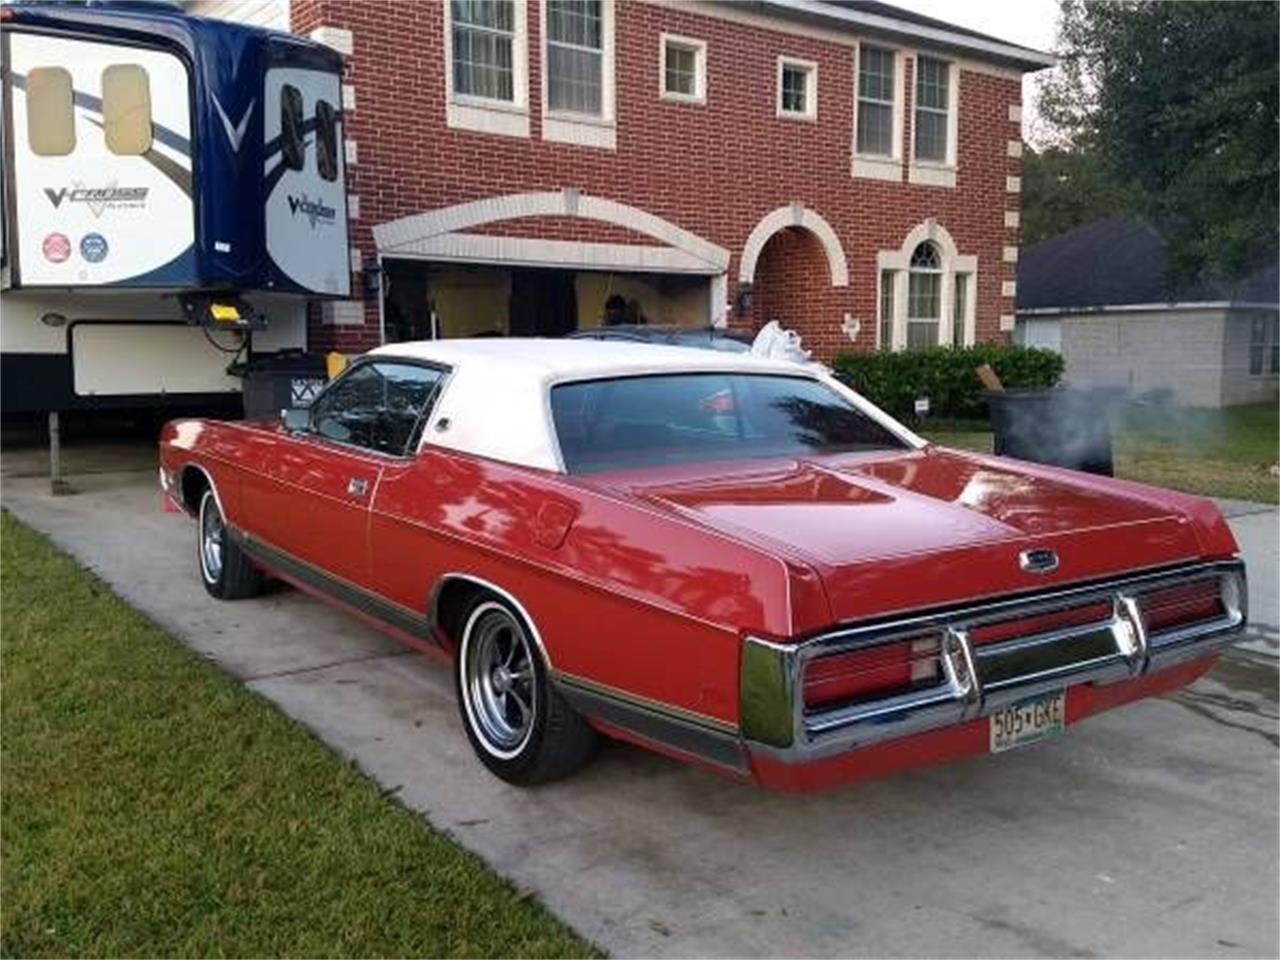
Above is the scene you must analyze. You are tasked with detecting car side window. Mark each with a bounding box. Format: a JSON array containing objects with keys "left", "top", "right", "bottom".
[{"left": 309, "top": 362, "right": 446, "bottom": 456}]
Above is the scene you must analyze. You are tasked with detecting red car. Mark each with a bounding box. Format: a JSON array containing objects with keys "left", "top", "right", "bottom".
[{"left": 160, "top": 339, "right": 1247, "bottom": 791}]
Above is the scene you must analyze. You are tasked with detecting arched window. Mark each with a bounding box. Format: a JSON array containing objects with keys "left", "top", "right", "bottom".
[
  {"left": 907, "top": 241, "right": 941, "bottom": 347},
  {"left": 876, "top": 221, "right": 977, "bottom": 351}
]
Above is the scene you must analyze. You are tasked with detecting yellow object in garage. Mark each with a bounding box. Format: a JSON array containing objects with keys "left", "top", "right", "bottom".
[{"left": 326, "top": 352, "right": 350, "bottom": 379}]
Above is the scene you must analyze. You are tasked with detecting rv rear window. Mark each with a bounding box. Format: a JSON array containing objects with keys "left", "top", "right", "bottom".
[
  {"left": 102, "top": 65, "right": 153, "bottom": 155},
  {"left": 316, "top": 99, "right": 338, "bottom": 182},
  {"left": 26, "top": 67, "right": 75, "bottom": 156},
  {"left": 281, "top": 84, "right": 305, "bottom": 172}
]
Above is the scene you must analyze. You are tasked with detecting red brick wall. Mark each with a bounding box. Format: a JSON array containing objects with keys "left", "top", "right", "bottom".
[
  {"left": 749, "top": 227, "right": 847, "bottom": 357},
  {"left": 296, "top": 0, "right": 1024, "bottom": 359}
]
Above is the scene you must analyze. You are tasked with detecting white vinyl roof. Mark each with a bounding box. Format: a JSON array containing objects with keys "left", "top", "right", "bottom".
[{"left": 367, "top": 338, "right": 921, "bottom": 471}]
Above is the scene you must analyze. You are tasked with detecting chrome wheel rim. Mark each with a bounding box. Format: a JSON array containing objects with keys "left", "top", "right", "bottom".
[
  {"left": 199, "top": 495, "right": 224, "bottom": 583},
  {"left": 464, "top": 605, "right": 536, "bottom": 757}
]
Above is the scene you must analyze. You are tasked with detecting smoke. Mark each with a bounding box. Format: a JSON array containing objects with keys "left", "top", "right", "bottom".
[{"left": 987, "top": 387, "right": 1126, "bottom": 476}]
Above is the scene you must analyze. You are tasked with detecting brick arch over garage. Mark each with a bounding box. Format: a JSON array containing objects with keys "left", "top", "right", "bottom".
[{"left": 370, "top": 189, "right": 731, "bottom": 277}]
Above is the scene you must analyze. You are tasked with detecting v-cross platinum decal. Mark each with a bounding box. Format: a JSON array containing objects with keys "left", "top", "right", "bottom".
[{"left": 212, "top": 94, "right": 255, "bottom": 153}]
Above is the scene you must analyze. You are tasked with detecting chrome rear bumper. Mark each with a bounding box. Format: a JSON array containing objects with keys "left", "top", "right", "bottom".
[{"left": 741, "top": 560, "right": 1247, "bottom": 761}]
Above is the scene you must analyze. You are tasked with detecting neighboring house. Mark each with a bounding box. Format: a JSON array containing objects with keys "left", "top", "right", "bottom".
[
  {"left": 1016, "top": 216, "right": 1279, "bottom": 408},
  {"left": 189, "top": 0, "right": 1050, "bottom": 361}
]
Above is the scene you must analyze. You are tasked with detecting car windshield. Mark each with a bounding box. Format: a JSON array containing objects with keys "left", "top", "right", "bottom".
[{"left": 551, "top": 373, "right": 907, "bottom": 473}]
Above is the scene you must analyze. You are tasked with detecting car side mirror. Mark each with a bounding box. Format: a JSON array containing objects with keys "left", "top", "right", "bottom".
[{"left": 281, "top": 407, "right": 311, "bottom": 433}]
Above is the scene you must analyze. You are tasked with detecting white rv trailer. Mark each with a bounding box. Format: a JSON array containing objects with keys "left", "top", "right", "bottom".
[{"left": 0, "top": 2, "right": 349, "bottom": 416}]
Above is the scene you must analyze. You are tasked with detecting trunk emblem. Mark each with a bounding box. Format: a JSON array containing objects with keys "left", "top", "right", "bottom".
[{"left": 1020, "top": 548, "right": 1059, "bottom": 574}]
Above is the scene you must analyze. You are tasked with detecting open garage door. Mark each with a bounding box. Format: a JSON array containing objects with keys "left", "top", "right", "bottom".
[
  {"left": 381, "top": 260, "right": 714, "bottom": 343},
  {"left": 372, "top": 189, "right": 731, "bottom": 343}
]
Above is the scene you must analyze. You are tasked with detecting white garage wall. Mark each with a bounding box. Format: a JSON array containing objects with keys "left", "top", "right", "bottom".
[
  {"left": 1222, "top": 308, "right": 1280, "bottom": 407},
  {"left": 1015, "top": 317, "right": 1061, "bottom": 352},
  {"left": 1060, "top": 308, "right": 1228, "bottom": 408}
]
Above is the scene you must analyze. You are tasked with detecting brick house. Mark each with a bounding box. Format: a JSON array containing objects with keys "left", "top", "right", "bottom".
[{"left": 193, "top": 0, "right": 1051, "bottom": 361}]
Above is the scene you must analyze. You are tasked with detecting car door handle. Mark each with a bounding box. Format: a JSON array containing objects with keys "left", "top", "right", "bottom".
[{"left": 347, "top": 477, "right": 369, "bottom": 498}]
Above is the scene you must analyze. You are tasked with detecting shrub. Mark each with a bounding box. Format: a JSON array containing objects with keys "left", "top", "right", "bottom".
[{"left": 831, "top": 344, "right": 1064, "bottom": 421}]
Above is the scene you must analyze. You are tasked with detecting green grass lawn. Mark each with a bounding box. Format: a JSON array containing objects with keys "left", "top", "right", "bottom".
[
  {"left": 920, "top": 403, "right": 1279, "bottom": 504},
  {"left": 0, "top": 512, "right": 600, "bottom": 959}
]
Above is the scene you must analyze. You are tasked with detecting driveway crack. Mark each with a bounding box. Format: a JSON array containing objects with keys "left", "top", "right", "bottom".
[{"left": 243, "top": 649, "right": 415, "bottom": 682}]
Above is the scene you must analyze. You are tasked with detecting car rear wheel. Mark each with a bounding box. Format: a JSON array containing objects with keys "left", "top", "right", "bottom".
[
  {"left": 456, "top": 597, "right": 597, "bottom": 784},
  {"left": 198, "top": 488, "right": 261, "bottom": 600}
]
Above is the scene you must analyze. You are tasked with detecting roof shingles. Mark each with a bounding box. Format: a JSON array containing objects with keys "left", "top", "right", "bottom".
[{"left": 1016, "top": 215, "right": 1279, "bottom": 312}]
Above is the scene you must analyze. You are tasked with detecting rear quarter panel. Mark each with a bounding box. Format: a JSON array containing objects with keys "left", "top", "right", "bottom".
[{"left": 371, "top": 448, "right": 827, "bottom": 727}]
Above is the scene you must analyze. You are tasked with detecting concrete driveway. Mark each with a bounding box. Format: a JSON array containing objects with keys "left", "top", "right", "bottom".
[{"left": 3, "top": 448, "right": 1276, "bottom": 959}]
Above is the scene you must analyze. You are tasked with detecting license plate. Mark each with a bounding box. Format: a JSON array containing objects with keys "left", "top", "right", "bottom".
[{"left": 989, "top": 689, "right": 1066, "bottom": 753}]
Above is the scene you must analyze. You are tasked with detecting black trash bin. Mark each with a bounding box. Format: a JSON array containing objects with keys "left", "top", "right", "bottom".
[
  {"left": 233, "top": 350, "right": 328, "bottom": 420},
  {"left": 984, "top": 387, "right": 1122, "bottom": 476}
]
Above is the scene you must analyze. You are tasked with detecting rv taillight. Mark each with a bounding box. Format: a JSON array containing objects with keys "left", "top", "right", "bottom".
[{"left": 803, "top": 636, "right": 940, "bottom": 710}]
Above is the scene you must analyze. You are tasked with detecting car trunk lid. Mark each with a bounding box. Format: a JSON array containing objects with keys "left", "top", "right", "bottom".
[{"left": 608, "top": 448, "right": 1203, "bottom": 622}]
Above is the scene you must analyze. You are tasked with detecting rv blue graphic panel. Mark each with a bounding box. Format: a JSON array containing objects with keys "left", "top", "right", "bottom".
[{"left": 2, "top": 3, "right": 349, "bottom": 297}]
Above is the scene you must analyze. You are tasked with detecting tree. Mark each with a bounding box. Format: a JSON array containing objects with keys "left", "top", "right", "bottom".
[
  {"left": 1038, "top": 0, "right": 1278, "bottom": 280},
  {"left": 1020, "top": 145, "right": 1139, "bottom": 245}
]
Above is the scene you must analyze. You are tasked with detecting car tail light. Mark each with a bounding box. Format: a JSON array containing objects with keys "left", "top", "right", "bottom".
[
  {"left": 803, "top": 635, "right": 940, "bottom": 710},
  {"left": 969, "top": 601, "right": 1113, "bottom": 646},
  {"left": 1139, "top": 578, "right": 1224, "bottom": 634}
]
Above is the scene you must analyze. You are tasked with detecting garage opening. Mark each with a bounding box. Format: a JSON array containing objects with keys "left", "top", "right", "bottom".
[{"left": 381, "top": 259, "right": 713, "bottom": 343}]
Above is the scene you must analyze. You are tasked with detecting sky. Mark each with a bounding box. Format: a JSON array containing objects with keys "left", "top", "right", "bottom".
[{"left": 886, "top": 0, "right": 1063, "bottom": 146}]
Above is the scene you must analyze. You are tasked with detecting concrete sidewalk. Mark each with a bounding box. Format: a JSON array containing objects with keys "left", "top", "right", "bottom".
[{"left": 2, "top": 460, "right": 1276, "bottom": 959}]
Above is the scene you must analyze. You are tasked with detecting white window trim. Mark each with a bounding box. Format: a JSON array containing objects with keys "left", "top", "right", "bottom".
[
  {"left": 952, "top": 270, "right": 975, "bottom": 346},
  {"left": 852, "top": 43, "right": 904, "bottom": 182},
  {"left": 442, "top": 0, "right": 530, "bottom": 139},
  {"left": 659, "top": 32, "right": 707, "bottom": 104},
  {"left": 776, "top": 56, "right": 818, "bottom": 122},
  {"left": 541, "top": 0, "right": 617, "bottom": 150},
  {"left": 907, "top": 54, "right": 959, "bottom": 189},
  {"left": 877, "top": 220, "right": 977, "bottom": 350},
  {"left": 876, "top": 268, "right": 898, "bottom": 349}
]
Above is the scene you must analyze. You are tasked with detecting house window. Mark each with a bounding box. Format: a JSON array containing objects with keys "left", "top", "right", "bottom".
[
  {"left": 102, "top": 65, "right": 152, "bottom": 156},
  {"left": 451, "top": 0, "right": 516, "bottom": 102},
  {"left": 26, "top": 67, "right": 75, "bottom": 156},
  {"left": 546, "top": 0, "right": 603, "bottom": 115},
  {"left": 952, "top": 273, "right": 969, "bottom": 346},
  {"left": 880, "top": 223, "right": 977, "bottom": 350},
  {"left": 856, "top": 45, "right": 895, "bottom": 156},
  {"left": 280, "top": 84, "right": 305, "bottom": 172},
  {"left": 914, "top": 55, "right": 950, "bottom": 163},
  {"left": 878, "top": 269, "right": 896, "bottom": 349},
  {"left": 777, "top": 57, "right": 817, "bottom": 120},
  {"left": 315, "top": 99, "right": 338, "bottom": 182},
  {"left": 907, "top": 242, "right": 942, "bottom": 348},
  {"left": 661, "top": 34, "right": 705, "bottom": 102},
  {"left": 1249, "top": 314, "right": 1279, "bottom": 376}
]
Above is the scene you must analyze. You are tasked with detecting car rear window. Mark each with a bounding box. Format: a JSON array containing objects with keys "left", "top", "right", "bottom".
[{"left": 551, "top": 373, "right": 906, "bottom": 473}]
